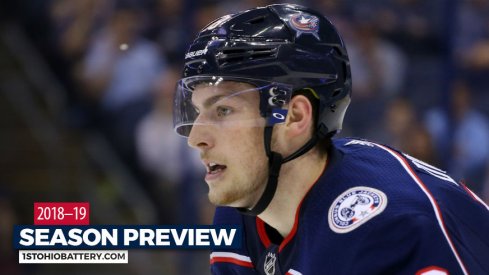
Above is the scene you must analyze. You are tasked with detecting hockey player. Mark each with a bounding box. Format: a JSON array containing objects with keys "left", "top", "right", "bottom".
[{"left": 173, "top": 4, "right": 489, "bottom": 274}]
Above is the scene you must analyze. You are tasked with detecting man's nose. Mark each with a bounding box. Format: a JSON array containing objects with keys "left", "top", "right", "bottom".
[{"left": 187, "top": 123, "right": 214, "bottom": 150}]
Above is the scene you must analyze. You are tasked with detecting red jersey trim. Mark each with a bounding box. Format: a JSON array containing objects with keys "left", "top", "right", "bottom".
[
  {"left": 460, "top": 182, "right": 489, "bottom": 211},
  {"left": 416, "top": 265, "right": 448, "bottom": 275},
  {"left": 256, "top": 158, "right": 329, "bottom": 252},
  {"left": 256, "top": 217, "right": 271, "bottom": 248},
  {"left": 210, "top": 252, "right": 254, "bottom": 268}
]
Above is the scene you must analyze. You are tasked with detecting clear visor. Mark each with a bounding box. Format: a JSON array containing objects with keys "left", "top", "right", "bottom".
[{"left": 173, "top": 76, "right": 293, "bottom": 137}]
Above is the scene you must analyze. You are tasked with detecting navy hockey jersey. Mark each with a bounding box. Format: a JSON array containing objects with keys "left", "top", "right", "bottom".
[{"left": 210, "top": 138, "right": 489, "bottom": 275}]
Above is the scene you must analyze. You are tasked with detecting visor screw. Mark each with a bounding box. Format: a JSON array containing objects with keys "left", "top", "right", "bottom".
[{"left": 330, "top": 104, "right": 337, "bottom": 112}]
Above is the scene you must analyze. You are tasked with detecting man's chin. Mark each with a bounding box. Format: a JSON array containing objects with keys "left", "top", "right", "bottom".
[{"left": 208, "top": 191, "right": 248, "bottom": 208}]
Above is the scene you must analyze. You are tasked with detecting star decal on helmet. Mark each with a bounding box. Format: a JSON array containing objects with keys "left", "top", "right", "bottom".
[{"left": 288, "top": 12, "right": 320, "bottom": 40}]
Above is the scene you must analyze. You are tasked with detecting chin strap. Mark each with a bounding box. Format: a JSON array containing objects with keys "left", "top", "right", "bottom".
[{"left": 237, "top": 124, "right": 329, "bottom": 216}]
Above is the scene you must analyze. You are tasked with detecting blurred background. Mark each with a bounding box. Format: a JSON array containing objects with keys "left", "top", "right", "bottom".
[{"left": 0, "top": 0, "right": 488, "bottom": 274}]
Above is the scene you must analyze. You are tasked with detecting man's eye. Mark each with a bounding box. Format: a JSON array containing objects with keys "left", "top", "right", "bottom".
[{"left": 216, "top": 106, "right": 232, "bottom": 117}]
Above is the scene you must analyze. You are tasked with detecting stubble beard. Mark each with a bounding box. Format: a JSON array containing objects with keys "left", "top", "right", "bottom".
[
  {"left": 208, "top": 126, "right": 270, "bottom": 208},
  {"left": 207, "top": 162, "right": 268, "bottom": 208}
]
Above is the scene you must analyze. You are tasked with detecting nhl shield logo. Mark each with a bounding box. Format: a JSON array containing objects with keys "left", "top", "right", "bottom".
[
  {"left": 328, "top": 186, "right": 388, "bottom": 233},
  {"left": 264, "top": 252, "right": 276, "bottom": 275}
]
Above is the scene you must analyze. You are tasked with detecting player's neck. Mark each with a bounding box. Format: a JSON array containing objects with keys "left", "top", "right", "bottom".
[{"left": 258, "top": 149, "right": 327, "bottom": 237}]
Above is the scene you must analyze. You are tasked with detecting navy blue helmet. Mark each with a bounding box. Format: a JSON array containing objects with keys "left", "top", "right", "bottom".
[{"left": 174, "top": 4, "right": 351, "bottom": 138}]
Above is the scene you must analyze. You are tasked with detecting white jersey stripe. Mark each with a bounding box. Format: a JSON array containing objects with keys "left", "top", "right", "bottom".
[
  {"left": 375, "top": 143, "right": 469, "bottom": 275},
  {"left": 210, "top": 252, "right": 252, "bottom": 263}
]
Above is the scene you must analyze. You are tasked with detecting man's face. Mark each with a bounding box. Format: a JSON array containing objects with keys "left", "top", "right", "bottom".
[{"left": 187, "top": 81, "right": 269, "bottom": 208}]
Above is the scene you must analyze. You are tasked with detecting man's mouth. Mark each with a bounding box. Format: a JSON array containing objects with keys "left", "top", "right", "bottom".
[{"left": 207, "top": 162, "right": 227, "bottom": 174}]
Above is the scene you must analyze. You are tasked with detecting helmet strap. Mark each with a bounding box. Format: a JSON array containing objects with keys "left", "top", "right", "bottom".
[
  {"left": 237, "top": 124, "right": 328, "bottom": 216},
  {"left": 283, "top": 123, "right": 330, "bottom": 163},
  {"left": 237, "top": 126, "right": 282, "bottom": 216}
]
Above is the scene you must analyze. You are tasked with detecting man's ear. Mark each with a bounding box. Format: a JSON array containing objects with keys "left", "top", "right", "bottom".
[{"left": 285, "top": 95, "right": 314, "bottom": 137}]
